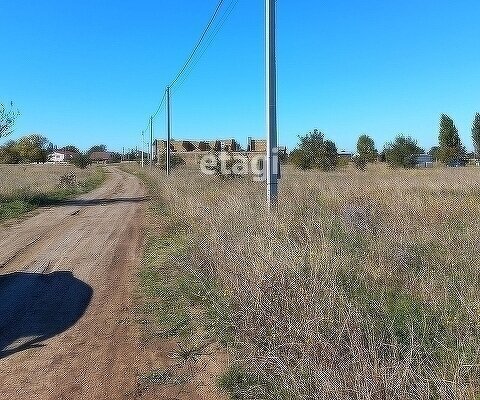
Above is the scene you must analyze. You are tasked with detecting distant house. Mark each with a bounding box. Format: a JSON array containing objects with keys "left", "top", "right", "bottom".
[
  {"left": 447, "top": 158, "right": 468, "bottom": 167},
  {"left": 90, "top": 151, "right": 113, "bottom": 164},
  {"left": 48, "top": 150, "right": 76, "bottom": 164},
  {"left": 338, "top": 150, "right": 353, "bottom": 162},
  {"left": 414, "top": 154, "right": 434, "bottom": 168}
]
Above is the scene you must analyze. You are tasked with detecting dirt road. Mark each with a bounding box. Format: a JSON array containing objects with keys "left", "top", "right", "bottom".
[{"left": 0, "top": 167, "right": 147, "bottom": 399}]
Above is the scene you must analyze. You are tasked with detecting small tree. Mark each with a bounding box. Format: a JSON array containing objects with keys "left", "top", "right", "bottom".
[
  {"left": 378, "top": 150, "right": 386, "bottom": 163},
  {"left": 15, "top": 134, "right": 50, "bottom": 163},
  {"left": 157, "top": 150, "right": 186, "bottom": 171},
  {"left": 0, "top": 140, "right": 21, "bottom": 164},
  {"left": 71, "top": 153, "right": 92, "bottom": 169},
  {"left": 291, "top": 129, "right": 338, "bottom": 171},
  {"left": 87, "top": 144, "right": 107, "bottom": 154},
  {"left": 110, "top": 152, "right": 122, "bottom": 163},
  {"left": 0, "top": 102, "right": 20, "bottom": 139},
  {"left": 289, "top": 149, "right": 311, "bottom": 170},
  {"left": 61, "top": 145, "right": 80, "bottom": 153},
  {"left": 428, "top": 146, "right": 440, "bottom": 161},
  {"left": 352, "top": 154, "right": 367, "bottom": 170},
  {"left": 384, "top": 135, "right": 423, "bottom": 168},
  {"left": 438, "top": 114, "right": 465, "bottom": 164},
  {"left": 356, "top": 134, "right": 378, "bottom": 163},
  {"left": 472, "top": 113, "right": 480, "bottom": 158}
]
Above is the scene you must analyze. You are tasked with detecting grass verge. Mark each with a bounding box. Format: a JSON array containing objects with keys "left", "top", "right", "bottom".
[{"left": 132, "top": 167, "right": 233, "bottom": 397}]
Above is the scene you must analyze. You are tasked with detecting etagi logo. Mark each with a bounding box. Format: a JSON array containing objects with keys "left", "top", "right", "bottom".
[{"left": 199, "top": 149, "right": 281, "bottom": 182}]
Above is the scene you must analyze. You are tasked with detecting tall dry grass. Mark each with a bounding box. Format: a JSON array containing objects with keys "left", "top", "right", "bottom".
[
  {"left": 145, "top": 164, "right": 480, "bottom": 399},
  {"left": 0, "top": 164, "right": 94, "bottom": 196}
]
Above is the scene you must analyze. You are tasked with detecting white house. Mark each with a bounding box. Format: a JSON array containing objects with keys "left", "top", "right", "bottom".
[{"left": 48, "top": 150, "right": 76, "bottom": 164}]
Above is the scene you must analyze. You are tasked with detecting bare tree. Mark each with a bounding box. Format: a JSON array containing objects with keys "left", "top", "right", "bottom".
[{"left": 0, "top": 102, "right": 20, "bottom": 138}]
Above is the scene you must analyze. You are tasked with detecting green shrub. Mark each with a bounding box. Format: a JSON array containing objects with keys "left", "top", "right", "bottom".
[
  {"left": 290, "top": 129, "right": 338, "bottom": 171},
  {"left": 384, "top": 135, "right": 423, "bottom": 168},
  {"left": 352, "top": 154, "right": 367, "bottom": 170},
  {"left": 157, "top": 150, "right": 186, "bottom": 170},
  {"left": 218, "top": 366, "right": 262, "bottom": 400},
  {"left": 71, "top": 153, "right": 91, "bottom": 169}
]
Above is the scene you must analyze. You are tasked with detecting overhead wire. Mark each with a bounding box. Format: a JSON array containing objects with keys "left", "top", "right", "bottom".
[
  {"left": 139, "top": 0, "right": 237, "bottom": 137},
  {"left": 171, "top": 0, "right": 239, "bottom": 96},
  {"left": 169, "top": 0, "right": 226, "bottom": 89},
  {"left": 152, "top": 91, "right": 167, "bottom": 120}
]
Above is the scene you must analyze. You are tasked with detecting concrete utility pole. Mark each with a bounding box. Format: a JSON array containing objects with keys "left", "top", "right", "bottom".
[
  {"left": 141, "top": 131, "right": 145, "bottom": 168},
  {"left": 266, "top": 0, "right": 278, "bottom": 209},
  {"left": 149, "top": 116, "right": 153, "bottom": 168},
  {"left": 166, "top": 86, "right": 171, "bottom": 176}
]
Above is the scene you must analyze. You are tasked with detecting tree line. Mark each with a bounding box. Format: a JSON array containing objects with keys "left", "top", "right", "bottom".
[
  {"left": 0, "top": 135, "right": 54, "bottom": 164},
  {"left": 0, "top": 136, "right": 124, "bottom": 168},
  {"left": 0, "top": 104, "right": 133, "bottom": 168},
  {"left": 3, "top": 100, "right": 480, "bottom": 171},
  {"left": 291, "top": 113, "right": 480, "bottom": 170}
]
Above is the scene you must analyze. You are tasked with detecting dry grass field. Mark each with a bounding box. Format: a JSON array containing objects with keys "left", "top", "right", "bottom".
[
  {"left": 132, "top": 163, "right": 480, "bottom": 399},
  {"left": 0, "top": 164, "right": 105, "bottom": 221},
  {"left": 0, "top": 164, "right": 95, "bottom": 196}
]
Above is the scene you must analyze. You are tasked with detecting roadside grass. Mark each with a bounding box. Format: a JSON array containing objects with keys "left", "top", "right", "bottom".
[
  {"left": 140, "top": 210, "right": 233, "bottom": 345},
  {"left": 0, "top": 167, "right": 106, "bottom": 222},
  {"left": 218, "top": 366, "right": 266, "bottom": 400},
  {"left": 130, "top": 164, "right": 233, "bottom": 395}
]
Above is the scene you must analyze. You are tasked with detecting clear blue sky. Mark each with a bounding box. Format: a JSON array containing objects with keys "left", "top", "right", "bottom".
[{"left": 1, "top": 0, "right": 479, "bottom": 153}]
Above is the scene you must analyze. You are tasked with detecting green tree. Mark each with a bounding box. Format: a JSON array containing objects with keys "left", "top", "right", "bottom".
[
  {"left": 438, "top": 114, "right": 465, "bottom": 164},
  {"left": 378, "top": 150, "right": 386, "bottom": 163},
  {"left": 356, "top": 134, "right": 378, "bottom": 163},
  {"left": 0, "top": 102, "right": 20, "bottom": 139},
  {"left": 472, "top": 113, "right": 480, "bottom": 158},
  {"left": 289, "top": 149, "right": 310, "bottom": 170},
  {"left": 384, "top": 135, "right": 423, "bottom": 168},
  {"left": 15, "top": 134, "right": 51, "bottom": 163},
  {"left": 61, "top": 145, "right": 80, "bottom": 153},
  {"left": 0, "top": 140, "right": 21, "bottom": 163},
  {"left": 157, "top": 150, "right": 185, "bottom": 170},
  {"left": 291, "top": 129, "right": 338, "bottom": 171},
  {"left": 352, "top": 154, "right": 367, "bottom": 170},
  {"left": 428, "top": 146, "right": 440, "bottom": 161},
  {"left": 87, "top": 144, "right": 107, "bottom": 154},
  {"left": 71, "top": 152, "right": 92, "bottom": 169}
]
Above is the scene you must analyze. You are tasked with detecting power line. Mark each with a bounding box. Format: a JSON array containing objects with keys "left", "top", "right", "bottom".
[
  {"left": 138, "top": 0, "right": 237, "bottom": 164},
  {"left": 152, "top": 91, "right": 167, "bottom": 119},
  {"left": 169, "top": 0, "right": 226, "bottom": 89},
  {"left": 139, "top": 83, "right": 166, "bottom": 142},
  {"left": 171, "top": 0, "right": 239, "bottom": 96}
]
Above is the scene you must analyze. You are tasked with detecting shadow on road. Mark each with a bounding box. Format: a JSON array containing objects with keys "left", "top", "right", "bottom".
[
  {"left": 59, "top": 196, "right": 149, "bottom": 207},
  {"left": 0, "top": 271, "right": 93, "bottom": 359}
]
